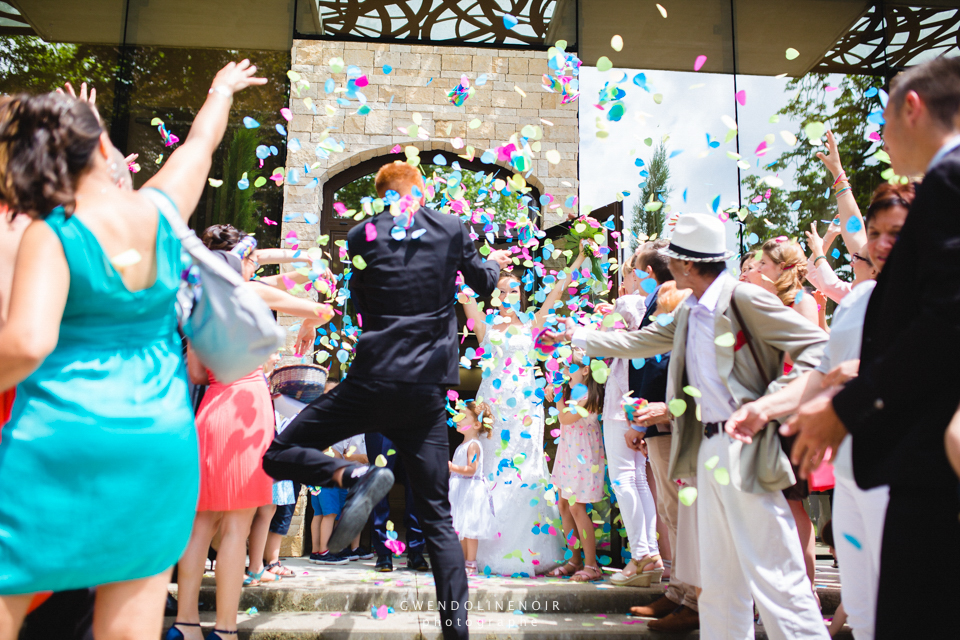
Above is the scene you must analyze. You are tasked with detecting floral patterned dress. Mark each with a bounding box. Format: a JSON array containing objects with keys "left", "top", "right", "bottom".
[{"left": 551, "top": 413, "right": 606, "bottom": 503}]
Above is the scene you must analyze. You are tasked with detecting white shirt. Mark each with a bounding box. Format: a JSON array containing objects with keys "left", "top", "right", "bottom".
[
  {"left": 684, "top": 272, "right": 739, "bottom": 424},
  {"left": 928, "top": 133, "right": 960, "bottom": 172},
  {"left": 815, "top": 280, "right": 876, "bottom": 479}
]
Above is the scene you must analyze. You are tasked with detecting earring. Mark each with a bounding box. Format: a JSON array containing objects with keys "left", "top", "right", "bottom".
[{"left": 683, "top": 271, "right": 690, "bottom": 276}]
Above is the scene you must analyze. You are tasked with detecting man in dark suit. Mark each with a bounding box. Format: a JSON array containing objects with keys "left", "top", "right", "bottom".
[
  {"left": 623, "top": 239, "right": 700, "bottom": 633},
  {"left": 784, "top": 56, "right": 960, "bottom": 638},
  {"left": 264, "top": 161, "right": 510, "bottom": 639}
]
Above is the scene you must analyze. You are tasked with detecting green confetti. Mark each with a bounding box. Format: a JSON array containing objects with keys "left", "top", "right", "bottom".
[
  {"left": 678, "top": 486, "right": 698, "bottom": 506},
  {"left": 352, "top": 255, "right": 367, "bottom": 270},
  {"left": 714, "top": 467, "right": 731, "bottom": 485},
  {"left": 596, "top": 56, "right": 613, "bottom": 72},
  {"left": 714, "top": 332, "right": 736, "bottom": 347},
  {"left": 682, "top": 385, "right": 702, "bottom": 398},
  {"left": 704, "top": 455, "right": 720, "bottom": 470},
  {"left": 668, "top": 398, "right": 687, "bottom": 416}
]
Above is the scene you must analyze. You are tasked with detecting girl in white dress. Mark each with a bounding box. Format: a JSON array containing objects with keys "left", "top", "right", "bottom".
[
  {"left": 459, "top": 244, "right": 589, "bottom": 576},
  {"left": 448, "top": 400, "right": 496, "bottom": 575}
]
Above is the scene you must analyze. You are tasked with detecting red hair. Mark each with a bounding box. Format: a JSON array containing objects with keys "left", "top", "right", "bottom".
[{"left": 374, "top": 161, "right": 423, "bottom": 198}]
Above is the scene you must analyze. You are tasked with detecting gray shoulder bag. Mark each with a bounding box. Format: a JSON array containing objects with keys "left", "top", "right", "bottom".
[{"left": 143, "top": 188, "right": 285, "bottom": 384}]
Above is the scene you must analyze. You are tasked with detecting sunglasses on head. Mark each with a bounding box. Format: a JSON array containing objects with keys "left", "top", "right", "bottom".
[{"left": 852, "top": 253, "right": 873, "bottom": 267}]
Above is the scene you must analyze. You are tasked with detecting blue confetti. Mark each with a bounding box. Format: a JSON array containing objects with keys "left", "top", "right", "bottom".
[
  {"left": 382, "top": 65, "right": 392, "bottom": 75},
  {"left": 503, "top": 14, "right": 519, "bottom": 29},
  {"left": 845, "top": 217, "right": 863, "bottom": 233},
  {"left": 864, "top": 87, "right": 878, "bottom": 98},
  {"left": 831, "top": 248, "right": 841, "bottom": 259},
  {"left": 790, "top": 200, "right": 802, "bottom": 210},
  {"left": 242, "top": 117, "right": 260, "bottom": 129},
  {"left": 843, "top": 533, "right": 863, "bottom": 550}
]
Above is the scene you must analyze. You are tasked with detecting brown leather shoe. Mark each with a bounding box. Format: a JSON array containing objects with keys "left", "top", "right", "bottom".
[
  {"left": 647, "top": 605, "right": 700, "bottom": 633},
  {"left": 628, "top": 595, "right": 680, "bottom": 619}
]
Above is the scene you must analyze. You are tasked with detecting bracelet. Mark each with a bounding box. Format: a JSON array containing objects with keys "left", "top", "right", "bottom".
[
  {"left": 835, "top": 186, "right": 852, "bottom": 198},
  {"left": 208, "top": 85, "right": 233, "bottom": 101},
  {"left": 832, "top": 171, "right": 847, "bottom": 187},
  {"left": 814, "top": 255, "right": 827, "bottom": 265}
]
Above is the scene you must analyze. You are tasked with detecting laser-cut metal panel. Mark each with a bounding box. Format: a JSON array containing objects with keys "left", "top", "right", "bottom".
[
  {"left": 308, "top": 0, "right": 558, "bottom": 46},
  {"left": 817, "top": 4, "right": 960, "bottom": 75}
]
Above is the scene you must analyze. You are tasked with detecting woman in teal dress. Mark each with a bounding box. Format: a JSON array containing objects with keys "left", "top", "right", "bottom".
[{"left": 0, "top": 61, "right": 266, "bottom": 640}]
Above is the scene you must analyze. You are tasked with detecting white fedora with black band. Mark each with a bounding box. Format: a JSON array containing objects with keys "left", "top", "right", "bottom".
[{"left": 658, "top": 213, "right": 735, "bottom": 263}]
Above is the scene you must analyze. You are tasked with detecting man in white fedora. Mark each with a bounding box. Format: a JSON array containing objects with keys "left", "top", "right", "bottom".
[{"left": 545, "top": 213, "right": 830, "bottom": 639}]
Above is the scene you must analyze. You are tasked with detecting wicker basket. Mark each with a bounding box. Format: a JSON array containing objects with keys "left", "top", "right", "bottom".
[{"left": 269, "top": 364, "right": 329, "bottom": 403}]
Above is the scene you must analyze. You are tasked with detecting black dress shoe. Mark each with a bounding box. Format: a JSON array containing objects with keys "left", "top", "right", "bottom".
[
  {"left": 375, "top": 554, "right": 394, "bottom": 572},
  {"left": 328, "top": 467, "right": 395, "bottom": 553},
  {"left": 407, "top": 553, "right": 430, "bottom": 572}
]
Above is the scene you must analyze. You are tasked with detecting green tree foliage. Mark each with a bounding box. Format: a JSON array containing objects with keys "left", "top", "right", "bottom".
[
  {"left": 630, "top": 141, "right": 671, "bottom": 251},
  {"left": 213, "top": 128, "right": 261, "bottom": 232},
  {"left": 0, "top": 37, "right": 118, "bottom": 122},
  {"left": 740, "top": 73, "right": 885, "bottom": 269}
]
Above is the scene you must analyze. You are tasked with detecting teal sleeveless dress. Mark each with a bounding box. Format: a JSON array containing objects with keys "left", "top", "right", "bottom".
[{"left": 0, "top": 196, "right": 199, "bottom": 594}]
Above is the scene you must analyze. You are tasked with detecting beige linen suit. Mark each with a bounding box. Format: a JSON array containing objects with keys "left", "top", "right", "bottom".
[
  {"left": 583, "top": 279, "right": 826, "bottom": 493},
  {"left": 581, "top": 276, "right": 830, "bottom": 640}
]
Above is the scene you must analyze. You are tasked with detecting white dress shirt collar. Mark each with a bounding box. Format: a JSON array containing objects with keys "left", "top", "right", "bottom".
[
  {"left": 686, "top": 270, "right": 732, "bottom": 313},
  {"left": 928, "top": 133, "right": 960, "bottom": 173}
]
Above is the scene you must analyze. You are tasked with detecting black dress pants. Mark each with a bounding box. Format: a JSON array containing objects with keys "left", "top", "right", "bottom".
[
  {"left": 875, "top": 486, "right": 960, "bottom": 639},
  {"left": 366, "top": 432, "right": 426, "bottom": 557},
  {"left": 262, "top": 377, "right": 469, "bottom": 639}
]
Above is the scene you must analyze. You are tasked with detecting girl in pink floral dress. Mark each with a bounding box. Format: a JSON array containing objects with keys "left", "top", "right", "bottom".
[{"left": 547, "top": 350, "right": 606, "bottom": 582}]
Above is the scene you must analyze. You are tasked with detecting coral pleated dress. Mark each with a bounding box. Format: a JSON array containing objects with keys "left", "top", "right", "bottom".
[{"left": 194, "top": 370, "right": 275, "bottom": 511}]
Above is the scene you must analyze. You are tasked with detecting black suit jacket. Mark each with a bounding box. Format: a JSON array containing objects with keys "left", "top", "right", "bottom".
[
  {"left": 833, "top": 145, "right": 960, "bottom": 491},
  {"left": 346, "top": 206, "right": 499, "bottom": 385},
  {"left": 628, "top": 287, "right": 671, "bottom": 407}
]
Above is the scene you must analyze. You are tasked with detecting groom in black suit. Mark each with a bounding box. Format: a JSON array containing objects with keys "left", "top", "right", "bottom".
[
  {"left": 264, "top": 161, "right": 510, "bottom": 638},
  {"left": 785, "top": 57, "right": 960, "bottom": 638}
]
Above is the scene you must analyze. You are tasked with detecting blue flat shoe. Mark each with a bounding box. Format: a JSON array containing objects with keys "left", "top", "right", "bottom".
[
  {"left": 206, "top": 629, "right": 238, "bottom": 640},
  {"left": 164, "top": 622, "right": 200, "bottom": 640}
]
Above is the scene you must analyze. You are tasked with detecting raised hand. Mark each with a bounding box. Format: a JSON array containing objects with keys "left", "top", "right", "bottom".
[
  {"left": 489, "top": 249, "right": 512, "bottom": 269},
  {"left": 57, "top": 81, "right": 100, "bottom": 123},
  {"left": 539, "top": 317, "right": 577, "bottom": 345},
  {"left": 815, "top": 130, "right": 844, "bottom": 179},
  {"left": 209, "top": 59, "right": 268, "bottom": 96},
  {"left": 804, "top": 222, "right": 825, "bottom": 258}
]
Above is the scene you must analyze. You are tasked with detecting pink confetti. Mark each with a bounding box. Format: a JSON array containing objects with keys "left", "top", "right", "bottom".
[
  {"left": 356, "top": 75, "right": 369, "bottom": 87},
  {"left": 264, "top": 217, "right": 277, "bottom": 226},
  {"left": 869, "top": 131, "right": 881, "bottom": 141},
  {"left": 390, "top": 144, "right": 402, "bottom": 154},
  {"left": 826, "top": 86, "right": 838, "bottom": 92},
  {"left": 755, "top": 140, "right": 768, "bottom": 156},
  {"left": 735, "top": 90, "right": 746, "bottom": 106},
  {"left": 447, "top": 389, "right": 460, "bottom": 401},
  {"left": 694, "top": 55, "right": 707, "bottom": 71},
  {"left": 330, "top": 612, "right": 342, "bottom": 617},
  {"left": 365, "top": 222, "right": 377, "bottom": 242},
  {"left": 280, "top": 107, "right": 293, "bottom": 121}
]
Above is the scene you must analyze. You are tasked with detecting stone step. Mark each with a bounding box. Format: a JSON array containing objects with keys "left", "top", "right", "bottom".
[
  {"left": 172, "top": 558, "right": 840, "bottom": 616},
  {"left": 164, "top": 611, "right": 852, "bottom": 639}
]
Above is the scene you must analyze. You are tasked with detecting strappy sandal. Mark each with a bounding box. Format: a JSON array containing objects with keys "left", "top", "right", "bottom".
[
  {"left": 547, "top": 560, "right": 583, "bottom": 578},
  {"left": 611, "top": 554, "right": 664, "bottom": 587},
  {"left": 465, "top": 560, "right": 478, "bottom": 576},
  {"left": 164, "top": 621, "right": 200, "bottom": 640},
  {"left": 243, "top": 568, "right": 279, "bottom": 586},
  {"left": 206, "top": 629, "right": 238, "bottom": 640},
  {"left": 570, "top": 565, "right": 603, "bottom": 582},
  {"left": 265, "top": 561, "right": 296, "bottom": 577}
]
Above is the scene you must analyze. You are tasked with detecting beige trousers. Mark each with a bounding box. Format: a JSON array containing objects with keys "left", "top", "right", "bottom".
[{"left": 647, "top": 434, "right": 698, "bottom": 611}]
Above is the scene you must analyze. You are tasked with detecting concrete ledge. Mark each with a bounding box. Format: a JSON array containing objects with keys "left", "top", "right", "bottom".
[{"left": 164, "top": 611, "right": 853, "bottom": 639}]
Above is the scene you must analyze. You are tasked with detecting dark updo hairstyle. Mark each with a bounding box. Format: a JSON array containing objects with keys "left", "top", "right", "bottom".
[
  {"left": 201, "top": 224, "right": 247, "bottom": 251},
  {"left": 865, "top": 182, "right": 915, "bottom": 225},
  {"left": 0, "top": 93, "right": 103, "bottom": 218}
]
